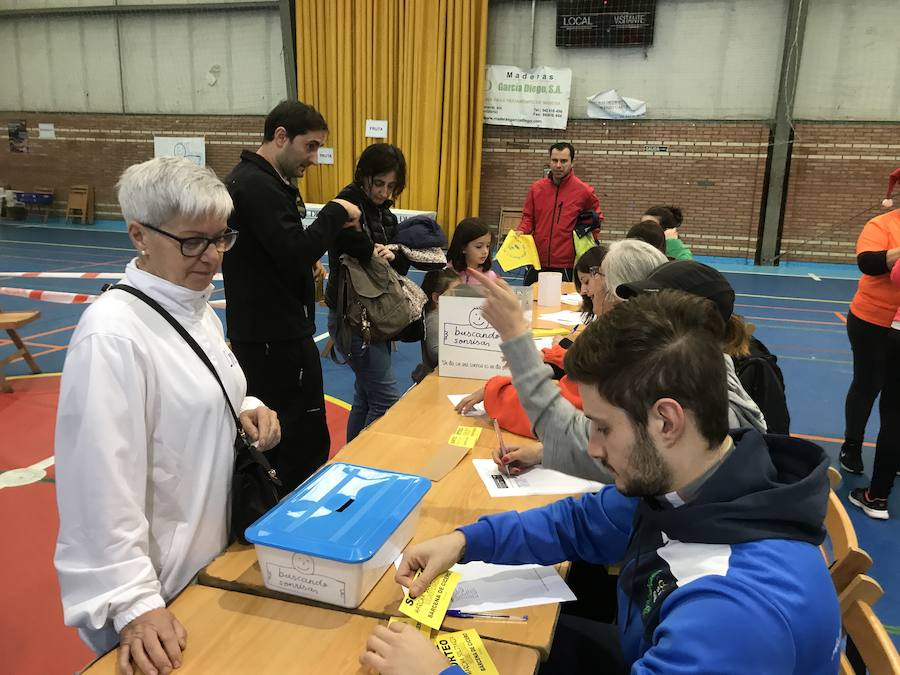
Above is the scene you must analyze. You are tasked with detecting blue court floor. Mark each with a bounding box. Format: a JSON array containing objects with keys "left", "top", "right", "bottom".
[{"left": 1, "top": 217, "right": 898, "bottom": 647}]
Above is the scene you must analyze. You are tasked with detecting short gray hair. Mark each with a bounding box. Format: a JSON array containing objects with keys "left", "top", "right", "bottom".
[
  {"left": 117, "top": 156, "right": 233, "bottom": 226},
  {"left": 603, "top": 239, "right": 668, "bottom": 295}
]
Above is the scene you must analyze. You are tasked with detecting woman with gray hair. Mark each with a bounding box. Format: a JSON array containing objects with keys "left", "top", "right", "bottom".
[
  {"left": 54, "top": 156, "right": 280, "bottom": 674},
  {"left": 590, "top": 238, "right": 668, "bottom": 317}
]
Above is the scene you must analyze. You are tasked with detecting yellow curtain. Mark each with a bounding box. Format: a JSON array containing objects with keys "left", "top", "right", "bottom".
[{"left": 295, "top": 0, "right": 488, "bottom": 238}]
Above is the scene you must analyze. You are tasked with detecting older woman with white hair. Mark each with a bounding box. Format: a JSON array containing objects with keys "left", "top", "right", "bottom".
[
  {"left": 585, "top": 238, "right": 669, "bottom": 318},
  {"left": 454, "top": 239, "right": 668, "bottom": 438},
  {"left": 54, "top": 156, "right": 280, "bottom": 674}
]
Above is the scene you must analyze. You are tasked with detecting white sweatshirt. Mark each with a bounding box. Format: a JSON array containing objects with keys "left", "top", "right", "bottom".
[{"left": 54, "top": 260, "right": 262, "bottom": 653}]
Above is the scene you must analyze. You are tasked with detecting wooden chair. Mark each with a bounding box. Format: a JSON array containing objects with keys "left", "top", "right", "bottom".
[
  {"left": 823, "top": 485, "right": 873, "bottom": 594},
  {"left": 828, "top": 465, "right": 841, "bottom": 490},
  {"left": 838, "top": 575, "right": 900, "bottom": 675},
  {"left": 498, "top": 207, "right": 524, "bottom": 241},
  {"left": 65, "top": 185, "right": 94, "bottom": 224},
  {"left": 0, "top": 308, "right": 42, "bottom": 393}
]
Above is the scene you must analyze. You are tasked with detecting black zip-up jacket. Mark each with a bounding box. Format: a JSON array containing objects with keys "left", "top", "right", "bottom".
[{"left": 222, "top": 150, "right": 350, "bottom": 341}]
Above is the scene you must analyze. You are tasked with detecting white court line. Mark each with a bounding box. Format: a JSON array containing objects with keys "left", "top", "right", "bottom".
[
  {"left": 0, "top": 239, "right": 134, "bottom": 252},
  {"left": 0, "top": 455, "right": 55, "bottom": 490},
  {"left": 736, "top": 292, "right": 849, "bottom": 304},
  {"left": 314, "top": 332, "right": 329, "bottom": 342},
  {"left": 718, "top": 268, "right": 856, "bottom": 281}
]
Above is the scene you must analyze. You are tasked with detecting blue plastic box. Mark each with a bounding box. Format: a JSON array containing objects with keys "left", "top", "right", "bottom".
[{"left": 244, "top": 462, "right": 431, "bottom": 608}]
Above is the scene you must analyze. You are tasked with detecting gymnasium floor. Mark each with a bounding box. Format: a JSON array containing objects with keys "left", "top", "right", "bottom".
[{"left": 1, "top": 219, "right": 898, "bottom": 673}]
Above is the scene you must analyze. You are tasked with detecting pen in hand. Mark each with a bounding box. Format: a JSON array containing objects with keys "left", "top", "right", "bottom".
[
  {"left": 492, "top": 418, "right": 513, "bottom": 481},
  {"left": 445, "top": 610, "right": 528, "bottom": 621}
]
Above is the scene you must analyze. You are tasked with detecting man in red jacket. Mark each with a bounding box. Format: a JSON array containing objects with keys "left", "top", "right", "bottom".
[{"left": 517, "top": 142, "right": 603, "bottom": 285}]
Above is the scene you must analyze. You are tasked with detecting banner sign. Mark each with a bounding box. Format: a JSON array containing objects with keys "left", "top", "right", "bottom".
[{"left": 483, "top": 65, "right": 572, "bottom": 130}]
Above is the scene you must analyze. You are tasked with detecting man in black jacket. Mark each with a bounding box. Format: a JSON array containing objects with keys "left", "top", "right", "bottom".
[{"left": 222, "top": 100, "right": 360, "bottom": 494}]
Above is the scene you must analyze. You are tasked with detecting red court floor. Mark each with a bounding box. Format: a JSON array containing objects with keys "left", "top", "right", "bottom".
[{"left": 0, "top": 374, "right": 349, "bottom": 675}]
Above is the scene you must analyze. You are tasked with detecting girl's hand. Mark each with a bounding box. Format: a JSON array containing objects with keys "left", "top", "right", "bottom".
[
  {"left": 455, "top": 387, "right": 485, "bottom": 413},
  {"left": 374, "top": 243, "right": 396, "bottom": 262}
]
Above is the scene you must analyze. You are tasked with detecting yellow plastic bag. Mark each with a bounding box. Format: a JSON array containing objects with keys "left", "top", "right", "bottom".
[{"left": 495, "top": 230, "right": 541, "bottom": 272}]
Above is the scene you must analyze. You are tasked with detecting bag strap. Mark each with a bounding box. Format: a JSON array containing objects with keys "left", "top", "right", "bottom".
[{"left": 110, "top": 284, "right": 244, "bottom": 435}]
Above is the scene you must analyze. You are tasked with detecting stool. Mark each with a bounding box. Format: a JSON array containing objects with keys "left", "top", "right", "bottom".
[{"left": 0, "top": 309, "right": 42, "bottom": 393}]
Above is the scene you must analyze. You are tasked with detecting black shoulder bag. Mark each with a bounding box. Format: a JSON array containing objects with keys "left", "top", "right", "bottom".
[{"left": 110, "top": 284, "right": 281, "bottom": 544}]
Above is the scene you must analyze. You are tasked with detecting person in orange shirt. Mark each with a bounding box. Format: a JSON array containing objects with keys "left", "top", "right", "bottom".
[
  {"left": 839, "top": 208, "right": 900, "bottom": 480},
  {"left": 848, "top": 252, "right": 900, "bottom": 520},
  {"left": 882, "top": 167, "right": 900, "bottom": 209}
]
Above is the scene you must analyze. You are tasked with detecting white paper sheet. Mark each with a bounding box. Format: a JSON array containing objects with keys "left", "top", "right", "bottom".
[
  {"left": 472, "top": 459, "right": 604, "bottom": 497},
  {"left": 448, "top": 561, "right": 577, "bottom": 613},
  {"left": 448, "top": 394, "right": 486, "bottom": 417},
  {"left": 392, "top": 557, "right": 575, "bottom": 613},
  {"left": 537, "top": 310, "right": 582, "bottom": 326},
  {"left": 561, "top": 292, "right": 583, "bottom": 306},
  {"left": 532, "top": 337, "right": 555, "bottom": 351}
]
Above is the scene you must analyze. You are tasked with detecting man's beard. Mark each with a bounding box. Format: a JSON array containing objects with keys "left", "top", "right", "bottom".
[{"left": 614, "top": 423, "right": 673, "bottom": 497}]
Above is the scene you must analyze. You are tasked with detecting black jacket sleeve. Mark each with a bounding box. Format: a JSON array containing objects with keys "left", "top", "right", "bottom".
[
  {"left": 857, "top": 250, "right": 889, "bottom": 276},
  {"left": 334, "top": 228, "right": 375, "bottom": 263},
  {"left": 390, "top": 250, "right": 411, "bottom": 276},
  {"left": 232, "top": 178, "right": 350, "bottom": 272}
]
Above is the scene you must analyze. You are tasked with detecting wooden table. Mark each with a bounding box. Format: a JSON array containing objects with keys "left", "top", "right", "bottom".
[
  {"left": 82, "top": 585, "right": 540, "bottom": 674},
  {"left": 200, "top": 376, "right": 574, "bottom": 658},
  {"left": 365, "top": 375, "right": 501, "bottom": 441},
  {"left": 196, "top": 287, "right": 585, "bottom": 660}
]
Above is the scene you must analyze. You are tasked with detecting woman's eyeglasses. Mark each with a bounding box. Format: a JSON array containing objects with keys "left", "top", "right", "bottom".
[{"left": 140, "top": 222, "right": 238, "bottom": 257}]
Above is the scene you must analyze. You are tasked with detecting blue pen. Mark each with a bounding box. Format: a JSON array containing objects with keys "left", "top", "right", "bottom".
[{"left": 445, "top": 610, "right": 528, "bottom": 621}]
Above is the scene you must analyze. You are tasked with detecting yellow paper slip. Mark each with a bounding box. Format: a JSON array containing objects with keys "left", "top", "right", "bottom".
[
  {"left": 496, "top": 230, "right": 541, "bottom": 272},
  {"left": 388, "top": 616, "right": 434, "bottom": 638},
  {"left": 398, "top": 570, "right": 461, "bottom": 630},
  {"left": 433, "top": 629, "right": 500, "bottom": 675},
  {"left": 532, "top": 327, "right": 571, "bottom": 338},
  {"left": 448, "top": 425, "right": 482, "bottom": 448}
]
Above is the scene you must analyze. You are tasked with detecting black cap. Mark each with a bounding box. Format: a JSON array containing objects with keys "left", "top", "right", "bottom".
[{"left": 616, "top": 261, "right": 735, "bottom": 321}]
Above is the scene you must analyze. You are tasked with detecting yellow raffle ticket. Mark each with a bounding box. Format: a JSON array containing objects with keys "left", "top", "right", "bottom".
[
  {"left": 433, "top": 629, "right": 500, "bottom": 675},
  {"left": 398, "top": 570, "right": 461, "bottom": 630},
  {"left": 448, "top": 426, "right": 481, "bottom": 448},
  {"left": 388, "top": 616, "right": 434, "bottom": 638}
]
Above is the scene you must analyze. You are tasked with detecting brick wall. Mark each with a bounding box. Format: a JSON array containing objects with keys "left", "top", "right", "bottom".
[
  {"left": 0, "top": 112, "right": 264, "bottom": 219},
  {"left": 782, "top": 123, "right": 900, "bottom": 263},
  {"left": 479, "top": 120, "right": 771, "bottom": 260},
  {"left": 479, "top": 120, "right": 900, "bottom": 263},
  {"left": 2, "top": 112, "right": 898, "bottom": 262}
]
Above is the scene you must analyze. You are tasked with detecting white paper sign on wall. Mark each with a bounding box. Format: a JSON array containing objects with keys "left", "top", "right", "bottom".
[
  {"left": 365, "top": 119, "right": 388, "bottom": 138},
  {"left": 38, "top": 123, "right": 55, "bottom": 139},
  {"left": 153, "top": 137, "right": 206, "bottom": 166},
  {"left": 317, "top": 147, "right": 335, "bottom": 164}
]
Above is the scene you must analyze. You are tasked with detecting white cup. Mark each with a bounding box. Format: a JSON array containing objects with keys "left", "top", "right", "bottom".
[{"left": 537, "top": 272, "right": 563, "bottom": 307}]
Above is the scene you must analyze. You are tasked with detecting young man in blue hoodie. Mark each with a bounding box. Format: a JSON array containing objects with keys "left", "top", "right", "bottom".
[{"left": 359, "top": 289, "right": 840, "bottom": 675}]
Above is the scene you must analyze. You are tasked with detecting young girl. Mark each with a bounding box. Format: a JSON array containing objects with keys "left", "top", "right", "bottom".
[
  {"left": 411, "top": 268, "right": 460, "bottom": 383},
  {"left": 446, "top": 217, "right": 499, "bottom": 284}
]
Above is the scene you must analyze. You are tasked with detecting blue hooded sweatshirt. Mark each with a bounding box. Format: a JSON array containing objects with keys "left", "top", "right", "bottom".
[{"left": 439, "top": 430, "right": 841, "bottom": 674}]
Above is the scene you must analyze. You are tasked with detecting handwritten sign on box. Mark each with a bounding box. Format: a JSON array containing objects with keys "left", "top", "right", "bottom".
[{"left": 438, "top": 286, "right": 530, "bottom": 380}]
